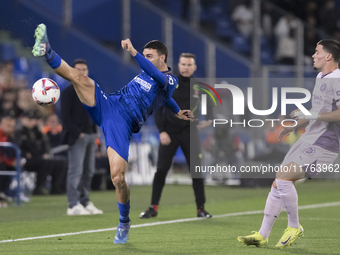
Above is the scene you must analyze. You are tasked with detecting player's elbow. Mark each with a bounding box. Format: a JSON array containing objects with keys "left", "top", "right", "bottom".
[{"left": 70, "top": 70, "right": 83, "bottom": 85}]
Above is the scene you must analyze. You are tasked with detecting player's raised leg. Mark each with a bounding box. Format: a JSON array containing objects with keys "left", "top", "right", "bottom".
[
  {"left": 32, "top": 23, "right": 95, "bottom": 106},
  {"left": 107, "top": 147, "right": 131, "bottom": 244}
]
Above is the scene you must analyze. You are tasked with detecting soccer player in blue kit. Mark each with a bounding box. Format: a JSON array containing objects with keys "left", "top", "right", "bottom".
[{"left": 32, "top": 23, "right": 193, "bottom": 244}]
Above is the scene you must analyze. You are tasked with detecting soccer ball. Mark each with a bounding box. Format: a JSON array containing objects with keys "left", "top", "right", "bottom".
[{"left": 32, "top": 78, "right": 60, "bottom": 106}]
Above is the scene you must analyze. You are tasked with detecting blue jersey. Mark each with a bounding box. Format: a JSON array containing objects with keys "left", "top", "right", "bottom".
[
  {"left": 83, "top": 52, "right": 180, "bottom": 161},
  {"left": 113, "top": 68, "right": 178, "bottom": 133}
]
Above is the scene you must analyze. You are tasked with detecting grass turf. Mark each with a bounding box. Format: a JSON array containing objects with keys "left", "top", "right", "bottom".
[{"left": 0, "top": 179, "right": 339, "bottom": 254}]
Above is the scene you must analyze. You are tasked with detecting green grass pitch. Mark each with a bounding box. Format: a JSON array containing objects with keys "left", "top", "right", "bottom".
[{"left": 0, "top": 179, "right": 339, "bottom": 254}]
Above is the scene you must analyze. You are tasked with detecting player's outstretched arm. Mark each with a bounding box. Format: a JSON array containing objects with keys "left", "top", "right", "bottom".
[
  {"left": 293, "top": 106, "right": 340, "bottom": 122},
  {"left": 32, "top": 24, "right": 95, "bottom": 106},
  {"left": 165, "top": 98, "right": 194, "bottom": 121},
  {"left": 122, "top": 39, "right": 167, "bottom": 86}
]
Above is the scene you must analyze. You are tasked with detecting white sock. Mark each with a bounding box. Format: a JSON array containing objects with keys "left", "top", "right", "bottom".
[
  {"left": 259, "top": 185, "right": 282, "bottom": 239},
  {"left": 276, "top": 179, "right": 299, "bottom": 228}
]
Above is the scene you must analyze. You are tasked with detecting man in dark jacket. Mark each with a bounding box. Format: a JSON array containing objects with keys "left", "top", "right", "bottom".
[
  {"left": 61, "top": 59, "right": 102, "bottom": 216},
  {"left": 140, "top": 53, "right": 213, "bottom": 218}
]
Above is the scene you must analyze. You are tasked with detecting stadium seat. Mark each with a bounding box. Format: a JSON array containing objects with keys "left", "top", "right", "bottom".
[
  {"left": 232, "top": 35, "right": 251, "bottom": 54},
  {"left": 0, "top": 42, "right": 16, "bottom": 62},
  {"left": 14, "top": 57, "right": 29, "bottom": 75},
  {"left": 26, "top": 58, "right": 43, "bottom": 87},
  {"left": 215, "top": 17, "right": 237, "bottom": 40}
]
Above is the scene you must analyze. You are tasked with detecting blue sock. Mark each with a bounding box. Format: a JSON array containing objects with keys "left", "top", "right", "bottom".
[
  {"left": 44, "top": 43, "right": 61, "bottom": 69},
  {"left": 117, "top": 201, "right": 130, "bottom": 223}
]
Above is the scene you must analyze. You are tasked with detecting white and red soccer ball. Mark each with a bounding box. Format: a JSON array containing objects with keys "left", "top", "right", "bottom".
[{"left": 32, "top": 78, "right": 60, "bottom": 106}]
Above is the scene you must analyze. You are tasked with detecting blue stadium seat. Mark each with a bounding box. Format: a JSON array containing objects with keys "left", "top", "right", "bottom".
[
  {"left": 0, "top": 42, "right": 16, "bottom": 62},
  {"left": 26, "top": 59, "right": 43, "bottom": 87},
  {"left": 14, "top": 57, "right": 29, "bottom": 75},
  {"left": 232, "top": 35, "right": 251, "bottom": 54},
  {"left": 261, "top": 49, "right": 274, "bottom": 65},
  {"left": 215, "top": 17, "right": 236, "bottom": 39}
]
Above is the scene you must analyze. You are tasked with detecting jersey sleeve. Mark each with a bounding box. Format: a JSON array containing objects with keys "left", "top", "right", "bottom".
[
  {"left": 165, "top": 98, "right": 180, "bottom": 114},
  {"left": 164, "top": 74, "right": 178, "bottom": 96},
  {"left": 134, "top": 53, "right": 167, "bottom": 86}
]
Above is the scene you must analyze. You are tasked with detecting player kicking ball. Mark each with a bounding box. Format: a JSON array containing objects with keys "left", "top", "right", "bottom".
[
  {"left": 32, "top": 23, "right": 193, "bottom": 244},
  {"left": 238, "top": 39, "right": 340, "bottom": 248}
]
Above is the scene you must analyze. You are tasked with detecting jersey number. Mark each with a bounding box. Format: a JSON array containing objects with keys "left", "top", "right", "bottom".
[{"left": 168, "top": 76, "right": 174, "bottom": 85}]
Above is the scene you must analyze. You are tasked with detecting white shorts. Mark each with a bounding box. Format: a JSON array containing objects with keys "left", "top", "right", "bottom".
[{"left": 281, "top": 140, "right": 338, "bottom": 178}]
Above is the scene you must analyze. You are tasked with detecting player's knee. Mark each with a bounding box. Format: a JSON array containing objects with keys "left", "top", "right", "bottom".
[{"left": 111, "top": 170, "right": 125, "bottom": 188}]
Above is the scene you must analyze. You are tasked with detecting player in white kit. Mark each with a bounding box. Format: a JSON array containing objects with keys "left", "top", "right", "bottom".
[{"left": 238, "top": 39, "right": 340, "bottom": 248}]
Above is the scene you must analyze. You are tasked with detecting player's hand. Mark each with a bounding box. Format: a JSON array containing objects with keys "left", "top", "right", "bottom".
[
  {"left": 292, "top": 110, "right": 319, "bottom": 120},
  {"left": 121, "top": 39, "right": 137, "bottom": 56},
  {"left": 197, "top": 120, "right": 212, "bottom": 130},
  {"left": 160, "top": 132, "right": 171, "bottom": 145},
  {"left": 176, "top": 110, "right": 195, "bottom": 121},
  {"left": 278, "top": 125, "right": 295, "bottom": 141},
  {"left": 290, "top": 109, "right": 301, "bottom": 118}
]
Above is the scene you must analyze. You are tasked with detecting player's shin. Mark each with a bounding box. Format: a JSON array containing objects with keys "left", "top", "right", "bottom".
[
  {"left": 117, "top": 200, "right": 130, "bottom": 223},
  {"left": 276, "top": 179, "right": 299, "bottom": 228},
  {"left": 259, "top": 186, "right": 282, "bottom": 239}
]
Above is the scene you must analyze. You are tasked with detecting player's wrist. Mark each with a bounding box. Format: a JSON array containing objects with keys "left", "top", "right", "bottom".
[
  {"left": 129, "top": 49, "right": 137, "bottom": 57},
  {"left": 293, "top": 110, "right": 319, "bottom": 120}
]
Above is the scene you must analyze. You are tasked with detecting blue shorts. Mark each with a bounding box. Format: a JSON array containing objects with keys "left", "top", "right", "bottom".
[{"left": 83, "top": 82, "right": 133, "bottom": 162}]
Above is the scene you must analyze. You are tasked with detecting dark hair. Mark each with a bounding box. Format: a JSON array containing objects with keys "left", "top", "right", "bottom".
[
  {"left": 318, "top": 39, "right": 340, "bottom": 63},
  {"left": 144, "top": 40, "right": 168, "bottom": 63},
  {"left": 73, "top": 58, "right": 87, "bottom": 67},
  {"left": 179, "top": 53, "right": 196, "bottom": 61}
]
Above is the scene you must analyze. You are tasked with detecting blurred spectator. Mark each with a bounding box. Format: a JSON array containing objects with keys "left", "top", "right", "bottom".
[
  {"left": 0, "top": 61, "right": 15, "bottom": 94},
  {"left": 254, "top": 116, "right": 304, "bottom": 163},
  {"left": 333, "top": 30, "right": 340, "bottom": 44},
  {"left": 262, "top": 2, "right": 275, "bottom": 42},
  {"left": 0, "top": 112, "right": 18, "bottom": 204},
  {"left": 304, "top": 16, "right": 320, "bottom": 66},
  {"left": 17, "top": 110, "right": 67, "bottom": 195},
  {"left": 303, "top": 1, "right": 318, "bottom": 22},
  {"left": 274, "top": 14, "right": 297, "bottom": 65},
  {"left": 318, "top": 0, "right": 339, "bottom": 35},
  {"left": 0, "top": 89, "right": 22, "bottom": 118},
  {"left": 42, "top": 114, "right": 63, "bottom": 148},
  {"left": 231, "top": 0, "right": 253, "bottom": 38},
  {"left": 42, "top": 113, "right": 67, "bottom": 161},
  {"left": 92, "top": 132, "right": 112, "bottom": 190}
]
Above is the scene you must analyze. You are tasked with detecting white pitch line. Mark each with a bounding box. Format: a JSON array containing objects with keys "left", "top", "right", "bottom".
[{"left": 1, "top": 201, "right": 339, "bottom": 244}]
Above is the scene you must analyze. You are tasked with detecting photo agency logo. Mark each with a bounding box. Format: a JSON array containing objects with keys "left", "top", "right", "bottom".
[
  {"left": 194, "top": 82, "right": 223, "bottom": 114},
  {"left": 199, "top": 82, "right": 312, "bottom": 128}
]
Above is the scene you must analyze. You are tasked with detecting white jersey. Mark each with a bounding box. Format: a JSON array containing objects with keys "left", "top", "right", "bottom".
[{"left": 299, "top": 69, "right": 340, "bottom": 153}]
